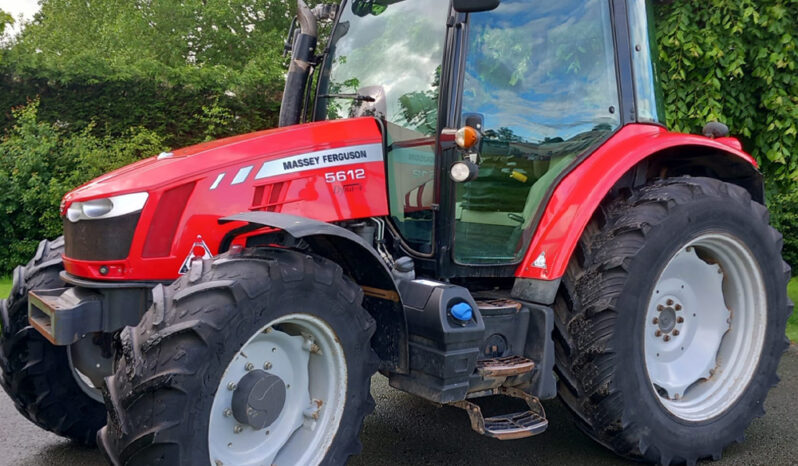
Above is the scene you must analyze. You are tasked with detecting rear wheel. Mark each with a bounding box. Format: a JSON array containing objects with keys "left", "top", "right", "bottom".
[
  {"left": 0, "top": 237, "right": 106, "bottom": 445},
  {"left": 99, "top": 248, "right": 378, "bottom": 465},
  {"left": 553, "top": 177, "right": 792, "bottom": 465}
]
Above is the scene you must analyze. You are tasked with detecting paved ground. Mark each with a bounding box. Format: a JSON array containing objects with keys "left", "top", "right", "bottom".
[{"left": 1, "top": 345, "right": 796, "bottom": 466}]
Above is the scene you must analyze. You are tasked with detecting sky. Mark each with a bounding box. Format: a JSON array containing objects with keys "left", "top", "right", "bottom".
[{"left": 0, "top": 0, "right": 41, "bottom": 37}]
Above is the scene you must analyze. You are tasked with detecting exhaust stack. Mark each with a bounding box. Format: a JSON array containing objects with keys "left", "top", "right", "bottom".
[{"left": 279, "top": 0, "right": 318, "bottom": 127}]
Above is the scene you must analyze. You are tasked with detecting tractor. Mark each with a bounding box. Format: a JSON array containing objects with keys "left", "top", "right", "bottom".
[{"left": 0, "top": 0, "right": 791, "bottom": 464}]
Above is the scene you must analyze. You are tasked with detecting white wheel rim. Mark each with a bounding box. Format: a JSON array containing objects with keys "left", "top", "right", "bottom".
[
  {"left": 644, "top": 233, "right": 767, "bottom": 421},
  {"left": 209, "top": 313, "right": 348, "bottom": 466},
  {"left": 67, "top": 344, "right": 104, "bottom": 403}
]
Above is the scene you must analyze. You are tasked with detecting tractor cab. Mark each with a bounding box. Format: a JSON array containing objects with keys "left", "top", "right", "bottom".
[{"left": 286, "top": 0, "right": 664, "bottom": 279}]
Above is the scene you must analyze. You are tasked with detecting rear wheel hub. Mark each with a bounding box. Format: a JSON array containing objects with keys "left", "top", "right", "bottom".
[{"left": 643, "top": 234, "right": 767, "bottom": 421}]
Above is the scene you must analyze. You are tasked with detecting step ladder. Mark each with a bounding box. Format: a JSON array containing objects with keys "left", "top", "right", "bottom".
[
  {"left": 477, "top": 355, "right": 535, "bottom": 378},
  {"left": 451, "top": 386, "right": 548, "bottom": 440}
]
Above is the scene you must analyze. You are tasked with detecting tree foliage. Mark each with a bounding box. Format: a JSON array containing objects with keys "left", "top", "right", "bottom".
[
  {"left": 0, "top": 0, "right": 303, "bottom": 148},
  {"left": 0, "top": 9, "right": 11, "bottom": 37},
  {"left": 656, "top": 0, "right": 798, "bottom": 191}
]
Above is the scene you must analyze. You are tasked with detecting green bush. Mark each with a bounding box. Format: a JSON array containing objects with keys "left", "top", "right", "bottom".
[
  {"left": 656, "top": 0, "right": 798, "bottom": 190},
  {"left": 0, "top": 101, "right": 165, "bottom": 272},
  {"left": 768, "top": 191, "right": 798, "bottom": 272}
]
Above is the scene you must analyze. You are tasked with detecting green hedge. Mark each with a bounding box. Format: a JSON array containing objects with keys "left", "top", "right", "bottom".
[{"left": 0, "top": 65, "right": 284, "bottom": 150}]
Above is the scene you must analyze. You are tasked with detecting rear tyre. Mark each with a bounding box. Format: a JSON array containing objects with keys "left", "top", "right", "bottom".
[
  {"left": 99, "top": 248, "right": 379, "bottom": 465},
  {"left": 0, "top": 237, "right": 106, "bottom": 445},
  {"left": 553, "top": 177, "right": 792, "bottom": 465}
]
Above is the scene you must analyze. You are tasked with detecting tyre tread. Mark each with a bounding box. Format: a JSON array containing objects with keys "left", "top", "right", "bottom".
[
  {"left": 99, "top": 248, "right": 378, "bottom": 465},
  {"left": 553, "top": 177, "right": 792, "bottom": 465}
]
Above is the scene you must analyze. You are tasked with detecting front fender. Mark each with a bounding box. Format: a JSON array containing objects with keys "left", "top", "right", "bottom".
[{"left": 219, "top": 212, "right": 408, "bottom": 373}]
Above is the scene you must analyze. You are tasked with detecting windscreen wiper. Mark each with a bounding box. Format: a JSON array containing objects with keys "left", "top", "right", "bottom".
[{"left": 318, "top": 93, "right": 376, "bottom": 102}]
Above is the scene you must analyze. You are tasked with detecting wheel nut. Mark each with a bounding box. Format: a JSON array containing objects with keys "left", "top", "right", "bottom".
[
  {"left": 264, "top": 362, "right": 272, "bottom": 370},
  {"left": 666, "top": 299, "right": 674, "bottom": 306},
  {"left": 223, "top": 408, "right": 232, "bottom": 417},
  {"left": 655, "top": 330, "right": 662, "bottom": 337},
  {"left": 245, "top": 362, "right": 254, "bottom": 371},
  {"left": 673, "top": 330, "right": 680, "bottom": 336},
  {"left": 652, "top": 317, "right": 659, "bottom": 325},
  {"left": 664, "top": 335, "right": 671, "bottom": 342},
  {"left": 233, "top": 425, "right": 243, "bottom": 434},
  {"left": 657, "top": 305, "right": 664, "bottom": 312},
  {"left": 677, "top": 317, "right": 684, "bottom": 324},
  {"left": 227, "top": 382, "right": 237, "bottom": 391},
  {"left": 675, "top": 304, "right": 682, "bottom": 311}
]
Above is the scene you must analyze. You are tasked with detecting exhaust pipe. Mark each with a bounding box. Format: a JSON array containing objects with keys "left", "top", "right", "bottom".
[{"left": 279, "top": 0, "right": 318, "bottom": 127}]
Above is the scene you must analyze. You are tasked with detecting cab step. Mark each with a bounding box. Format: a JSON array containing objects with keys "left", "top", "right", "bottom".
[
  {"left": 452, "top": 387, "right": 548, "bottom": 440},
  {"left": 477, "top": 355, "right": 535, "bottom": 378}
]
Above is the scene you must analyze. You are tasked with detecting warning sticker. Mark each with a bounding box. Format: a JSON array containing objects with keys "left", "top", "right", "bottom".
[{"left": 179, "top": 236, "right": 213, "bottom": 274}]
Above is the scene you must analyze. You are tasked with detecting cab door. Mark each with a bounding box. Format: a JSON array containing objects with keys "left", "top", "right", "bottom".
[{"left": 452, "top": 0, "right": 623, "bottom": 265}]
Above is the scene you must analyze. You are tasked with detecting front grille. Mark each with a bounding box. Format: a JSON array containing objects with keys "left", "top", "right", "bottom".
[{"left": 63, "top": 212, "right": 141, "bottom": 261}]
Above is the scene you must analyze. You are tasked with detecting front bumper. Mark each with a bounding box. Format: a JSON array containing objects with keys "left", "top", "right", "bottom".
[{"left": 28, "top": 273, "right": 160, "bottom": 345}]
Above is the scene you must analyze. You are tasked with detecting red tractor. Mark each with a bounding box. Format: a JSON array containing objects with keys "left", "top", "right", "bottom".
[{"left": 0, "top": 0, "right": 791, "bottom": 464}]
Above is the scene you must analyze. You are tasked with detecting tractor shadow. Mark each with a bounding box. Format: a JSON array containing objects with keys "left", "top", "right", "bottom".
[{"left": 354, "top": 375, "right": 628, "bottom": 466}]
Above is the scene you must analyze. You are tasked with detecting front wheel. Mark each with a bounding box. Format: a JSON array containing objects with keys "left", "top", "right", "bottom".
[
  {"left": 0, "top": 237, "right": 106, "bottom": 445},
  {"left": 553, "top": 177, "right": 792, "bottom": 465},
  {"left": 99, "top": 248, "right": 378, "bottom": 465}
]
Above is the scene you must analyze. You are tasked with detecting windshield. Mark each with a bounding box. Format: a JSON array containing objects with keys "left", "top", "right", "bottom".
[
  {"left": 314, "top": 0, "right": 450, "bottom": 254},
  {"left": 313, "top": 0, "right": 449, "bottom": 134}
]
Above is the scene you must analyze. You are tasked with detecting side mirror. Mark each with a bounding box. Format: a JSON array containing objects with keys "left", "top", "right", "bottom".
[
  {"left": 351, "top": 86, "right": 387, "bottom": 119},
  {"left": 453, "top": 0, "right": 500, "bottom": 13}
]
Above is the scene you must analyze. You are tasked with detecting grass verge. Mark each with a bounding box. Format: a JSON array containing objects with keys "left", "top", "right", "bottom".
[
  {"left": 0, "top": 277, "right": 11, "bottom": 300},
  {"left": 787, "top": 278, "right": 798, "bottom": 343}
]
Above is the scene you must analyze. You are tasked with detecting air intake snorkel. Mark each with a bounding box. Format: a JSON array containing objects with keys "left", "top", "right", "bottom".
[{"left": 279, "top": 0, "right": 318, "bottom": 127}]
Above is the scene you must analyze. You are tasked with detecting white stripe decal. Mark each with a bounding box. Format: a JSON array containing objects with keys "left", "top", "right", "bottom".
[
  {"left": 231, "top": 165, "right": 253, "bottom": 185},
  {"left": 209, "top": 173, "right": 225, "bottom": 190},
  {"left": 255, "top": 143, "right": 384, "bottom": 180}
]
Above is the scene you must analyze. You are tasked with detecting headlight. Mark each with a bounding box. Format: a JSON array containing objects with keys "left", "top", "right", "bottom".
[{"left": 66, "top": 192, "right": 149, "bottom": 223}]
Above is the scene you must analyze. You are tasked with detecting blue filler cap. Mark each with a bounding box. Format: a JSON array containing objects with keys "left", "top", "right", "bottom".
[{"left": 450, "top": 302, "right": 473, "bottom": 322}]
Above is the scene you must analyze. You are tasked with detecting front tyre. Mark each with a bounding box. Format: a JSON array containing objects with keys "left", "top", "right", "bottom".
[
  {"left": 0, "top": 237, "right": 106, "bottom": 445},
  {"left": 554, "top": 177, "right": 792, "bottom": 465},
  {"left": 99, "top": 248, "right": 379, "bottom": 465}
]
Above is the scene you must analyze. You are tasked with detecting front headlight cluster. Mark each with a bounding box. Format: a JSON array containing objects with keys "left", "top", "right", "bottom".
[{"left": 66, "top": 192, "right": 149, "bottom": 223}]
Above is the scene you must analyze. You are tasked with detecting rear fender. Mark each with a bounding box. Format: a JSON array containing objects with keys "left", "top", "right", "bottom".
[
  {"left": 516, "top": 124, "right": 762, "bottom": 282},
  {"left": 219, "top": 212, "right": 408, "bottom": 373}
]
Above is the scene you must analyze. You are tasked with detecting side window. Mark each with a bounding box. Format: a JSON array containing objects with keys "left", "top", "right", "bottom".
[
  {"left": 455, "top": 0, "right": 621, "bottom": 264},
  {"left": 628, "top": 0, "right": 666, "bottom": 123}
]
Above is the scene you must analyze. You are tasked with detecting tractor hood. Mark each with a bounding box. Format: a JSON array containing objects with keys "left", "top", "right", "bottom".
[
  {"left": 64, "top": 117, "right": 385, "bottom": 205},
  {"left": 60, "top": 117, "right": 390, "bottom": 281}
]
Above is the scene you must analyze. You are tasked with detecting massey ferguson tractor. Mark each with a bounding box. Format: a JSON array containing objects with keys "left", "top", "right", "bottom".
[{"left": 0, "top": 0, "right": 792, "bottom": 464}]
